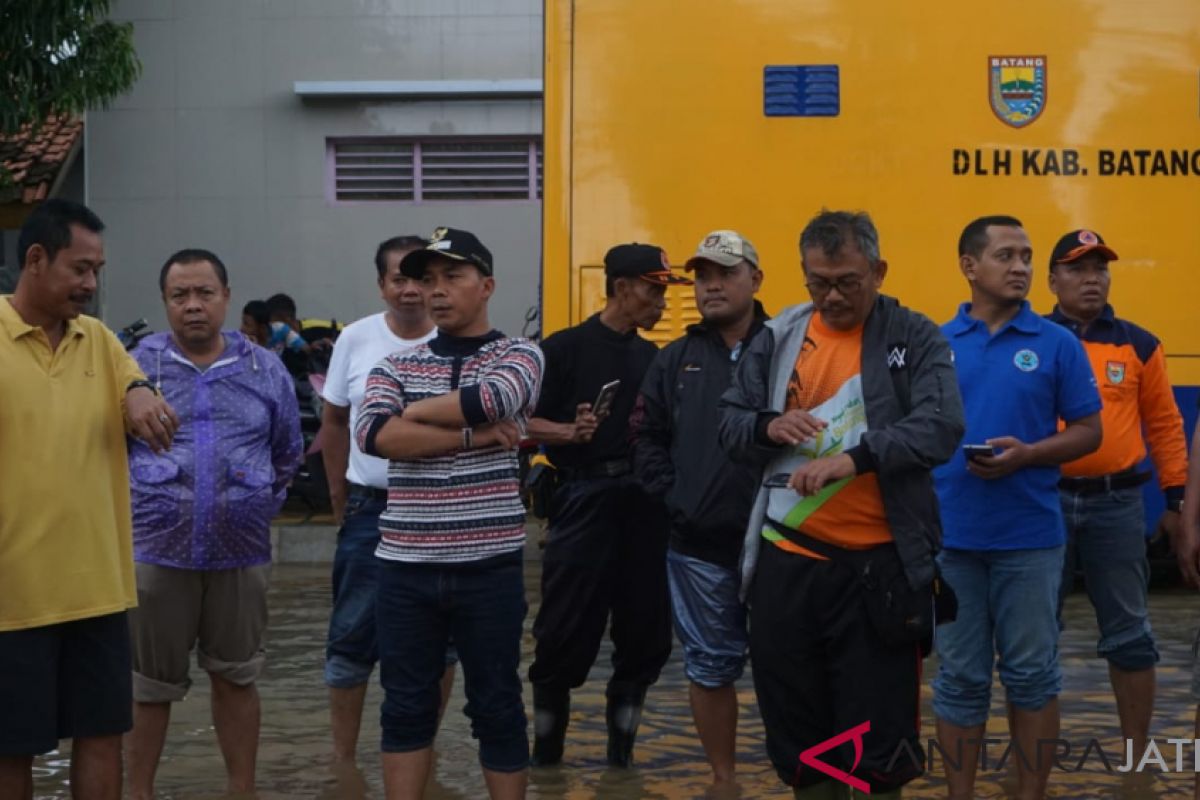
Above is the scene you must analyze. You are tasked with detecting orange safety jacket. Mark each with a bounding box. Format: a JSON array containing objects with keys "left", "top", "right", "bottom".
[{"left": 1048, "top": 305, "right": 1188, "bottom": 507}]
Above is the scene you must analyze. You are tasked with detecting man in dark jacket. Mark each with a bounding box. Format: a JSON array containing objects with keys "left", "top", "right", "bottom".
[
  {"left": 632, "top": 230, "right": 767, "bottom": 791},
  {"left": 718, "top": 210, "right": 965, "bottom": 798}
]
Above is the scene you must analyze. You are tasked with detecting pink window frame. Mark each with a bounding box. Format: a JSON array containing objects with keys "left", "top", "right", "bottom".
[{"left": 325, "top": 136, "right": 542, "bottom": 206}]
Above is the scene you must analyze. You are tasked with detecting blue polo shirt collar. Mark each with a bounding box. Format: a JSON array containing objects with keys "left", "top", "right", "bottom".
[{"left": 945, "top": 300, "right": 1041, "bottom": 337}]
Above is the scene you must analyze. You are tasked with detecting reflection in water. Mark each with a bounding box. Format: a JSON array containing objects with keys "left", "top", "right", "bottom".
[{"left": 32, "top": 538, "right": 1200, "bottom": 798}]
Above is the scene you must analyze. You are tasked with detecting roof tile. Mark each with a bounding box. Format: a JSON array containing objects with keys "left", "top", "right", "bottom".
[{"left": 0, "top": 116, "right": 83, "bottom": 204}]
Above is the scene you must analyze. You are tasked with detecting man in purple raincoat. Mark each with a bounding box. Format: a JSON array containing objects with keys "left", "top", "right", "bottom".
[{"left": 123, "top": 249, "right": 302, "bottom": 800}]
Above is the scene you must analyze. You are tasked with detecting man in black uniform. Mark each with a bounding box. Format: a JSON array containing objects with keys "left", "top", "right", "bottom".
[
  {"left": 527, "top": 243, "right": 691, "bottom": 768},
  {"left": 632, "top": 230, "right": 767, "bottom": 791}
]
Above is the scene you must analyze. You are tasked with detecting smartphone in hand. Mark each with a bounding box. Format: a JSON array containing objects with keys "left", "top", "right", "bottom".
[
  {"left": 962, "top": 444, "right": 996, "bottom": 461},
  {"left": 762, "top": 472, "right": 792, "bottom": 488},
  {"left": 592, "top": 379, "right": 621, "bottom": 418}
]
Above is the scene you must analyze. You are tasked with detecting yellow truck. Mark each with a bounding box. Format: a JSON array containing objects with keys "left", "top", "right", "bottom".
[
  {"left": 540, "top": 0, "right": 1200, "bottom": 542},
  {"left": 542, "top": 0, "right": 1199, "bottom": 357}
]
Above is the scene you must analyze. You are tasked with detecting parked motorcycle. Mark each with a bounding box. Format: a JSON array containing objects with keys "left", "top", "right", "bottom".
[
  {"left": 278, "top": 328, "right": 340, "bottom": 514},
  {"left": 116, "top": 318, "right": 152, "bottom": 352}
]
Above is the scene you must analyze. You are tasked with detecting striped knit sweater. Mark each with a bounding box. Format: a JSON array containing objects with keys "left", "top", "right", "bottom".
[{"left": 354, "top": 330, "right": 544, "bottom": 563}]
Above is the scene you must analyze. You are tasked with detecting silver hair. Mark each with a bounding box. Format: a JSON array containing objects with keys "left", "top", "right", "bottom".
[{"left": 799, "top": 209, "right": 881, "bottom": 265}]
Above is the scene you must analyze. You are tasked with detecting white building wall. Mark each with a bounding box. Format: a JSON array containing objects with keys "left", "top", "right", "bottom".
[{"left": 90, "top": 0, "right": 542, "bottom": 335}]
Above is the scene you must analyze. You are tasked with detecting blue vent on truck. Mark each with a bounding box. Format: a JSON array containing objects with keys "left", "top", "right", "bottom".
[{"left": 764, "top": 65, "right": 840, "bottom": 117}]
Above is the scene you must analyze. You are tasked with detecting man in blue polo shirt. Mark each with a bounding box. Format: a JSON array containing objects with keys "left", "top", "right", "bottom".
[{"left": 933, "top": 215, "right": 1102, "bottom": 800}]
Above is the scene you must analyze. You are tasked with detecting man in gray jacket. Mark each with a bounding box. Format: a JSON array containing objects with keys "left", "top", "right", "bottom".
[{"left": 718, "top": 210, "right": 964, "bottom": 799}]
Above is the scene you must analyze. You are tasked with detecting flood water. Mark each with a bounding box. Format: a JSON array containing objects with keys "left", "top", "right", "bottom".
[{"left": 31, "top": 532, "right": 1200, "bottom": 799}]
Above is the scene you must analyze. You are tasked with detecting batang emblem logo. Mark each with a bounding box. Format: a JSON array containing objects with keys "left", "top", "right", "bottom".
[
  {"left": 1106, "top": 360, "right": 1126, "bottom": 384},
  {"left": 989, "top": 56, "right": 1047, "bottom": 128}
]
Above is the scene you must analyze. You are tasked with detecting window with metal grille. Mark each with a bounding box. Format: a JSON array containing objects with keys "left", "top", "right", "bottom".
[{"left": 328, "top": 138, "right": 542, "bottom": 203}]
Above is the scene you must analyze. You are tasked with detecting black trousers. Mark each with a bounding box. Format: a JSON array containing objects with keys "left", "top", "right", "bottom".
[
  {"left": 750, "top": 541, "right": 926, "bottom": 792},
  {"left": 528, "top": 475, "right": 671, "bottom": 698}
]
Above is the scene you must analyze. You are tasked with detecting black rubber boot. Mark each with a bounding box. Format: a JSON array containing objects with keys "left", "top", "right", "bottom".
[
  {"left": 531, "top": 685, "right": 570, "bottom": 766},
  {"left": 605, "top": 686, "right": 648, "bottom": 768}
]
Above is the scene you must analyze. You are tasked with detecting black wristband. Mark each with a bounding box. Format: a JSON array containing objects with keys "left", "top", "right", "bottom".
[
  {"left": 845, "top": 443, "right": 876, "bottom": 475},
  {"left": 754, "top": 412, "right": 782, "bottom": 447},
  {"left": 1165, "top": 487, "right": 1185, "bottom": 512},
  {"left": 126, "top": 379, "right": 159, "bottom": 396}
]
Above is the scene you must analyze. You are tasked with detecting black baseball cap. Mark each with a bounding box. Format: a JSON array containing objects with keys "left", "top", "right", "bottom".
[
  {"left": 1049, "top": 229, "right": 1119, "bottom": 269},
  {"left": 603, "top": 243, "right": 692, "bottom": 286},
  {"left": 400, "top": 227, "right": 494, "bottom": 278}
]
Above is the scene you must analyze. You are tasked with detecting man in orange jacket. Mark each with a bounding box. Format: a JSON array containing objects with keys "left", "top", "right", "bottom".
[{"left": 1046, "top": 228, "right": 1188, "bottom": 763}]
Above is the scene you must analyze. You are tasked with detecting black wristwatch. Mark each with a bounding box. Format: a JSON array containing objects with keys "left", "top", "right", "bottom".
[
  {"left": 126, "top": 379, "right": 159, "bottom": 396},
  {"left": 1168, "top": 499, "right": 1185, "bottom": 514}
]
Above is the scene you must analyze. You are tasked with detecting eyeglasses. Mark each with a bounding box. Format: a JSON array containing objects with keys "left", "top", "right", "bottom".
[{"left": 804, "top": 274, "right": 867, "bottom": 297}]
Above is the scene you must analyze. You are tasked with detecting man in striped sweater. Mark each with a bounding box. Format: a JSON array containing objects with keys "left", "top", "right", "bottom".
[{"left": 354, "top": 227, "right": 543, "bottom": 800}]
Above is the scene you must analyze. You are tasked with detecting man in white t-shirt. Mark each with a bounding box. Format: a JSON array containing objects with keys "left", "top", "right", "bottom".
[{"left": 321, "top": 235, "right": 451, "bottom": 765}]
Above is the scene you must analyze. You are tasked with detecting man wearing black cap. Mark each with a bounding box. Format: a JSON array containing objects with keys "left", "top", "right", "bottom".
[
  {"left": 526, "top": 242, "right": 691, "bottom": 768},
  {"left": 1047, "top": 228, "right": 1188, "bottom": 764},
  {"left": 354, "top": 227, "right": 544, "bottom": 798}
]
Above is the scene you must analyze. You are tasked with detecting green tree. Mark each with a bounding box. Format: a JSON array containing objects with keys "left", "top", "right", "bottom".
[{"left": 0, "top": 0, "right": 140, "bottom": 155}]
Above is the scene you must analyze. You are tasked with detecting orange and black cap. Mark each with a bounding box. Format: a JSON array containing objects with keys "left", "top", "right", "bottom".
[
  {"left": 1050, "top": 229, "right": 1119, "bottom": 269},
  {"left": 603, "top": 243, "right": 692, "bottom": 286}
]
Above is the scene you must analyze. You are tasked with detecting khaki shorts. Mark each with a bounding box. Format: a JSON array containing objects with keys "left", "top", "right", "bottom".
[{"left": 129, "top": 562, "right": 269, "bottom": 703}]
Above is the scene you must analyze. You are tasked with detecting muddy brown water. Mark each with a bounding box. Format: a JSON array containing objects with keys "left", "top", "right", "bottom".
[{"left": 30, "top": 535, "right": 1200, "bottom": 799}]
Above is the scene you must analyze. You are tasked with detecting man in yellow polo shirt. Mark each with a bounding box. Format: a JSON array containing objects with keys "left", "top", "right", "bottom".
[{"left": 0, "top": 199, "right": 178, "bottom": 800}]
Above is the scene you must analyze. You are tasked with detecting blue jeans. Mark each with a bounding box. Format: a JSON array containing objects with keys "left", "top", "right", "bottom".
[
  {"left": 666, "top": 549, "right": 748, "bottom": 688},
  {"left": 325, "top": 494, "right": 458, "bottom": 688},
  {"left": 325, "top": 495, "right": 386, "bottom": 688},
  {"left": 376, "top": 552, "right": 528, "bottom": 772},
  {"left": 1059, "top": 487, "right": 1158, "bottom": 670},
  {"left": 933, "top": 546, "right": 1064, "bottom": 728}
]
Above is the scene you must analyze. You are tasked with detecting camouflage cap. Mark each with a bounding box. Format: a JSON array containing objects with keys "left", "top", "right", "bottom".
[{"left": 685, "top": 230, "right": 760, "bottom": 270}]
